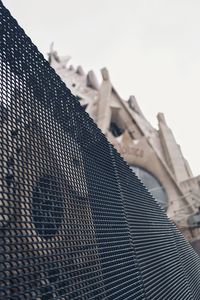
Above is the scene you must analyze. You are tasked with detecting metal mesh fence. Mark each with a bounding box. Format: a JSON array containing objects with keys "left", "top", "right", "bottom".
[{"left": 1, "top": 1, "right": 200, "bottom": 299}]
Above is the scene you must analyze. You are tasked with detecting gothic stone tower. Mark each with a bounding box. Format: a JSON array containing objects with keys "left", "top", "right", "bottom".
[{"left": 49, "top": 49, "right": 200, "bottom": 254}]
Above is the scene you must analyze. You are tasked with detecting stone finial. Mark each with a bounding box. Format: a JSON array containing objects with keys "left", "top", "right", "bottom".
[
  {"left": 128, "top": 95, "right": 144, "bottom": 116},
  {"left": 69, "top": 65, "right": 75, "bottom": 71},
  {"left": 76, "top": 65, "right": 84, "bottom": 76},
  {"left": 128, "top": 95, "right": 136, "bottom": 109},
  {"left": 48, "top": 43, "right": 60, "bottom": 63},
  {"left": 49, "top": 42, "right": 54, "bottom": 53},
  {"left": 86, "top": 70, "right": 99, "bottom": 90},
  {"left": 157, "top": 112, "right": 167, "bottom": 124},
  {"left": 101, "top": 68, "right": 110, "bottom": 81}
]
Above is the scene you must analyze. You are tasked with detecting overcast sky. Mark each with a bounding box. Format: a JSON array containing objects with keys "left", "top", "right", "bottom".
[{"left": 3, "top": 0, "right": 200, "bottom": 176}]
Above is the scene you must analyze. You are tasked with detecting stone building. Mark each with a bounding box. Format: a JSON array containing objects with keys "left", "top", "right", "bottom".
[{"left": 49, "top": 48, "right": 200, "bottom": 254}]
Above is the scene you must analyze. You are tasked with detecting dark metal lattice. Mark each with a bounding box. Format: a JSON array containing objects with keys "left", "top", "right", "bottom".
[{"left": 1, "top": 2, "right": 200, "bottom": 299}]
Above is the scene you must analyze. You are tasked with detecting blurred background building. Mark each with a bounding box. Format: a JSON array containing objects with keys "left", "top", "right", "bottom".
[{"left": 49, "top": 48, "right": 200, "bottom": 254}]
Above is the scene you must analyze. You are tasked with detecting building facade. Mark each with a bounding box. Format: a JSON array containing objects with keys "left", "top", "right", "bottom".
[{"left": 49, "top": 48, "right": 200, "bottom": 253}]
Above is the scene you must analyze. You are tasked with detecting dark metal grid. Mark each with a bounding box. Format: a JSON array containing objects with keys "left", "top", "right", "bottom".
[
  {"left": 0, "top": 1, "right": 200, "bottom": 299},
  {"left": 111, "top": 149, "right": 197, "bottom": 300}
]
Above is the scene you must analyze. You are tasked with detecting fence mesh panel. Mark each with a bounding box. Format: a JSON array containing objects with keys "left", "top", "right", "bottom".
[{"left": 1, "top": 2, "right": 200, "bottom": 299}]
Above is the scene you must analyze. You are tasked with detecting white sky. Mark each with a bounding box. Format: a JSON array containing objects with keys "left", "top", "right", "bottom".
[{"left": 3, "top": 0, "right": 200, "bottom": 176}]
